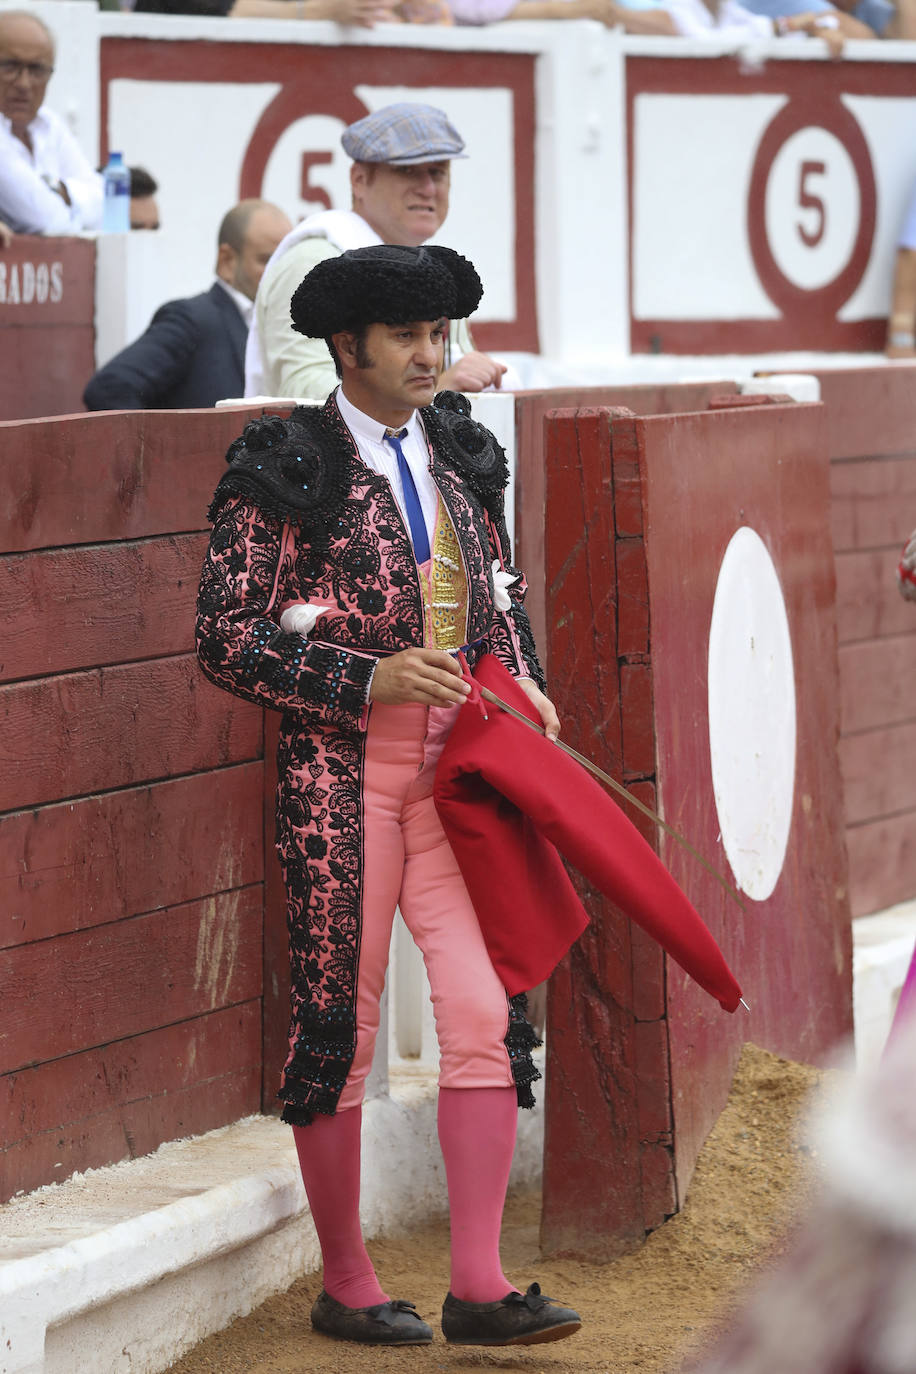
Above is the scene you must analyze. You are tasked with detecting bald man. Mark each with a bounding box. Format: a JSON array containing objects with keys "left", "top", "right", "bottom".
[
  {"left": 84, "top": 200, "right": 292, "bottom": 411},
  {"left": 0, "top": 9, "right": 103, "bottom": 234}
]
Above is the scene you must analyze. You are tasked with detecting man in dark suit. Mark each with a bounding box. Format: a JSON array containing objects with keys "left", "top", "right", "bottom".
[{"left": 83, "top": 199, "right": 291, "bottom": 411}]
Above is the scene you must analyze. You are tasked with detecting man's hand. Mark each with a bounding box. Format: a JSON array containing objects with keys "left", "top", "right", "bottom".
[
  {"left": 517, "top": 678, "right": 561, "bottom": 742},
  {"left": 0, "top": 220, "right": 12, "bottom": 249},
  {"left": 369, "top": 648, "right": 472, "bottom": 706},
  {"left": 440, "top": 351, "right": 508, "bottom": 393}
]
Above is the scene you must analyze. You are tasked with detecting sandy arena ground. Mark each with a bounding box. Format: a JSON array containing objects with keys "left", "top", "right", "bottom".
[{"left": 168, "top": 1043, "right": 830, "bottom": 1374}]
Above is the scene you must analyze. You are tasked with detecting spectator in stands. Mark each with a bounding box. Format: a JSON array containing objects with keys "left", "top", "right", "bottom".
[
  {"left": 448, "top": 0, "right": 864, "bottom": 33},
  {"left": 449, "top": 0, "right": 679, "bottom": 34},
  {"left": 742, "top": 0, "right": 880, "bottom": 38},
  {"left": 0, "top": 10, "right": 103, "bottom": 235},
  {"left": 83, "top": 199, "right": 291, "bottom": 411},
  {"left": 129, "top": 165, "right": 160, "bottom": 230},
  {"left": 133, "top": 0, "right": 451, "bottom": 23},
  {"left": 886, "top": 179, "right": 916, "bottom": 358},
  {"left": 246, "top": 103, "right": 508, "bottom": 400}
]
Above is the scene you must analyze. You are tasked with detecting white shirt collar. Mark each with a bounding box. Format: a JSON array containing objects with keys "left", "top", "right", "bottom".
[
  {"left": 214, "top": 276, "right": 254, "bottom": 327},
  {"left": 335, "top": 386, "right": 423, "bottom": 447}
]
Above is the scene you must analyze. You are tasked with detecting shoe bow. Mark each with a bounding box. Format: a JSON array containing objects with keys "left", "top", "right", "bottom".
[
  {"left": 367, "top": 1299, "right": 422, "bottom": 1327},
  {"left": 506, "top": 1283, "right": 552, "bottom": 1312}
]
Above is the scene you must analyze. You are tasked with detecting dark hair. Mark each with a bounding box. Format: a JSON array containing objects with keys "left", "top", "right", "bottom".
[
  {"left": 326, "top": 326, "right": 370, "bottom": 379},
  {"left": 129, "top": 166, "right": 159, "bottom": 198}
]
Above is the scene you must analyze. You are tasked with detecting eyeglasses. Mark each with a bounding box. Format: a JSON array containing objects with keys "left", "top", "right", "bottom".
[{"left": 0, "top": 59, "right": 55, "bottom": 83}]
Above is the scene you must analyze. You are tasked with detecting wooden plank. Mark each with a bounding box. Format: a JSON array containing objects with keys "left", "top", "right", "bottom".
[
  {"left": 839, "top": 722, "right": 916, "bottom": 826},
  {"left": 816, "top": 367, "right": 916, "bottom": 462},
  {"left": 0, "top": 405, "right": 266, "bottom": 554},
  {"left": 834, "top": 546, "right": 916, "bottom": 644},
  {"left": 1, "top": 888, "right": 262, "bottom": 1074},
  {"left": 1, "top": 1003, "right": 261, "bottom": 1201},
  {"left": 542, "top": 407, "right": 655, "bottom": 1258},
  {"left": 830, "top": 454, "right": 916, "bottom": 552},
  {"left": 0, "top": 326, "right": 94, "bottom": 423},
  {"left": 513, "top": 385, "right": 736, "bottom": 653},
  {"left": 0, "top": 655, "right": 262, "bottom": 812},
  {"left": 838, "top": 636, "right": 916, "bottom": 735},
  {"left": 0, "top": 534, "right": 209, "bottom": 683},
  {"left": 847, "top": 812, "right": 916, "bottom": 918},
  {"left": 0, "top": 763, "right": 263, "bottom": 950}
]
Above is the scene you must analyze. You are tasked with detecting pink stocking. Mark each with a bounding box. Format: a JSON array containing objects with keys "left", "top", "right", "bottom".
[
  {"left": 437, "top": 1085, "right": 520, "bottom": 1302},
  {"left": 292, "top": 1107, "right": 388, "bottom": 1309}
]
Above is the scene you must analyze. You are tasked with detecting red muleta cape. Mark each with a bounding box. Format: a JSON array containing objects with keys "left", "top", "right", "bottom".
[{"left": 433, "top": 654, "right": 742, "bottom": 1011}]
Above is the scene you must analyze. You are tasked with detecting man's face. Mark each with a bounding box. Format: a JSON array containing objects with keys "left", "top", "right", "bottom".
[
  {"left": 351, "top": 162, "right": 450, "bottom": 247},
  {"left": 130, "top": 195, "right": 160, "bottom": 231},
  {"left": 223, "top": 206, "right": 292, "bottom": 300},
  {"left": 0, "top": 15, "right": 55, "bottom": 136},
  {"left": 338, "top": 319, "right": 447, "bottom": 423}
]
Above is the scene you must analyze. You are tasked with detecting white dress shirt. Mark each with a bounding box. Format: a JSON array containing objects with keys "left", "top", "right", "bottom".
[
  {"left": 335, "top": 387, "right": 438, "bottom": 557},
  {"left": 0, "top": 106, "right": 103, "bottom": 235},
  {"left": 214, "top": 276, "right": 255, "bottom": 327}
]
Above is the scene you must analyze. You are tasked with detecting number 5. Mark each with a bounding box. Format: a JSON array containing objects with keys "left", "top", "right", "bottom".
[
  {"left": 301, "top": 151, "right": 333, "bottom": 211},
  {"left": 797, "top": 160, "right": 826, "bottom": 248}
]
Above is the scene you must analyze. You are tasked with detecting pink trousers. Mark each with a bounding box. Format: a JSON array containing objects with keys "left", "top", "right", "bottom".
[{"left": 336, "top": 701, "right": 514, "bottom": 1111}]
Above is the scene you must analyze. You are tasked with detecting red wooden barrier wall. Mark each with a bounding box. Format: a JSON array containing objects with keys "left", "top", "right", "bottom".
[
  {"left": 0, "top": 406, "right": 267, "bottom": 1202},
  {"left": 813, "top": 367, "right": 916, "bottom": 918},
  {"left": 530, "top": 397, "right": 852, "bottom": 1257}
]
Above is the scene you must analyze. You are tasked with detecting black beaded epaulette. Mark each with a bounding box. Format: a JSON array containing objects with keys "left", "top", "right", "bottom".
[
  {"left": 424, "top": 390, "right": 510, "bottom": 520},
  {"left": 206, "top": 405, "right": 359, "bottom": 532}
]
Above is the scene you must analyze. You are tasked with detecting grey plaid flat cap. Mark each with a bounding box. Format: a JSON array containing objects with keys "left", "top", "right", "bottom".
[{"left": 341, "top": 103, "right": 467, "bottom": 167}]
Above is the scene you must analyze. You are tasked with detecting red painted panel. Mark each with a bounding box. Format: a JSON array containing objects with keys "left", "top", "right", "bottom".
[
  {"left": 0, "top": 238, "right": 96, "bottom": 423},
  {"left": 0, "top": 534, "right": 209, "bottom": 682},
  {"left": 513, "top": 385, "right": 738, "bottom": 653},
  {"left": 840, "top": 723, "right": 916, "bottom": 827},
  {"left": 817, "top": 367, "right": 916, "bottom": 462},
  {"left": 834, "top": 547, "right": 916, "bottom": 645},
  {"left": 0, "top": 655, "right": 262, "bottom": 812},
  {"left": 540, "top": 407, "right": 669, "bottom": 1259},
  {"left": 626, "top": 61, "right": 910, "bottom": 355},
  {"left": 634, "top": 403, "right": 852, "bottom": 1199},
  {"left": 2, "top": 888, "right": 263, "bottom": 1074},
  {"left": 0, "top": 763, "right": 263, "bottom": 950},
  {"left": 838, "top": 636, "right": 916, "bottom": 735},
  {"left": 829, "top": 454, "right": 916, "bottom": 553},
  {"left": 0, "top": 405, "right": 265, "bottom": 554},
  {"left": 1, "top": 1003, "right": 261, "bottom": 1202},
  {"left": 846, "top": 814, "right": 916, "bottom": 918}
]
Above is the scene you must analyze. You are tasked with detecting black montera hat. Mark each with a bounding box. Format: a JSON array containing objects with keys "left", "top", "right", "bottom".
[{"left": 290, "top": 243, "right": 483, "bottom": 339}]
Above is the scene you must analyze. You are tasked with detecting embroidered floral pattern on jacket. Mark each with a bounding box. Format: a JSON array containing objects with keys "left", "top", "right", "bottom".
[{"left": 196, "top": 392, "right": 545, "bottom": 1120}]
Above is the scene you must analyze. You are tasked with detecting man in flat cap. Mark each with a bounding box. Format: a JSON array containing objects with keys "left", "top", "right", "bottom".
[
  {"left": 244, "top": 103, "right": 508, "bottom": 401},
  {"left": 198, "top": 244, "right": 580, "bottom": 1349}
]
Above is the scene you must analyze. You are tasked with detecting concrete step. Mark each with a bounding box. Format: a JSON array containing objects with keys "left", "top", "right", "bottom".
[{"left": 0, "top": 1063, "right": 544, "bottom": 1374}]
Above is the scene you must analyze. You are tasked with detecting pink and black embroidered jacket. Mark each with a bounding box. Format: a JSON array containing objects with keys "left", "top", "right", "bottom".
[{"left": 196, "top": 391, "right": 544, "bottom": 1125}]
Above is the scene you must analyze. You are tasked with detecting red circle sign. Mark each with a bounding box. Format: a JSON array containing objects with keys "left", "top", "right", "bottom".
[{"left": 747, "top": 99, "right": 876, "bottom": 321}]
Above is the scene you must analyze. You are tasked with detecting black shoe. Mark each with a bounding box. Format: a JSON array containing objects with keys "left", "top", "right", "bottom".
[
  {"left": 441, "top": 1283, "right": 581, "bottom": 1346},
  {"left": 310, "top": 1289, "right": 433, "bottom": 1345}
]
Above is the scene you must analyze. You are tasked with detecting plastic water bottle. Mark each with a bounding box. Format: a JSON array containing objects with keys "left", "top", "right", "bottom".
[{"left": 102, "top": 151, "right": 131, "bottom": 233}]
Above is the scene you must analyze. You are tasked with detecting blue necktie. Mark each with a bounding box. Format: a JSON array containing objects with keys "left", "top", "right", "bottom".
[{"left": 384, "top": 428, "right": 431, "bottom": 564}]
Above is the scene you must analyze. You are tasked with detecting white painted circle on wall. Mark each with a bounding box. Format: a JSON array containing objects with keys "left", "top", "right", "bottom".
[
  {"left": 707, "top": 527, "right": 797, "bottom": 902},
  {"left": 764, "top": 127, "right": 859, "bottom": 291}
]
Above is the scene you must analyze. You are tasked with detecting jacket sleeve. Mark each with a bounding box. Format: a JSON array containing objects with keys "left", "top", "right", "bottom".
[
  {"left": 196, "top": 494, "right": 378, "bottom": 733},
  {"left": 480, "top": 507, "right": 547, "bottom": 693},
  {"left": 83, "top": 299, "right": 200, "bottom": 410},
  {"left": 255, "top": 238, "right": 340, "bottom": 401}
]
